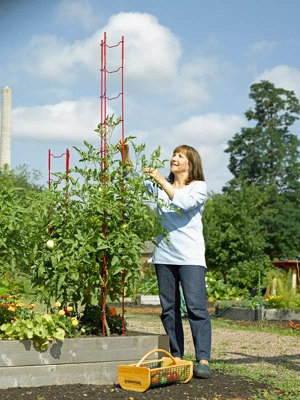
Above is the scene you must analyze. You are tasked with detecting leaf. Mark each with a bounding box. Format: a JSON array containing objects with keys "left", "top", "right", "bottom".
[
  {"left": 111, "top": 255, "right": 119, "bottom": 266},
  {"left": 42, "top": 314, "right": 54, "bottom": 323},
  {"left": 54, "top": 327, "right": 65, "bottom": 342}
]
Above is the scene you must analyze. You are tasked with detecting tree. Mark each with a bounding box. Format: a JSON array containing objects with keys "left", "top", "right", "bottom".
[
  {"left": 203, "top": 183, "right": 271, "bottom": 290},
  {"left": 0, "top": 164, "right": 44, "bottom": 197},
  {"left": 224, "top": 81, "right": 300, "bottom": 259},
  {"left": 225, "top": 80, "right": 300, "bottom": 192}
]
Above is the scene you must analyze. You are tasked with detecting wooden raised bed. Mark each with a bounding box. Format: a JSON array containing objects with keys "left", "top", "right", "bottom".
[
  {"left": 215, "top": 307, "right": 300, "bottom": 321},
  {"left": 0, "top": 334, "right": 169, "bottom": 389}
]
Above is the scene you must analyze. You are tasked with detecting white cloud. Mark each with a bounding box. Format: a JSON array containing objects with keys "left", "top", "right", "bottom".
[
  {"left": 133, "top": 113, "right": 246, "bottom": 193},
  {"left": 255, "top": 65, "right": 300, "bottom": 98},
  {"left": 249, "top": 40, "right": 278, "bottom": 56},
  {"left": 20, "top": 12, "right": 220, "bottom": 107},
  {"left": 21, "top": 12, "right": 181, "bottom": 87},
  {"left": 21, "top": 35, "right": 81, "bottom": 84},
  {"left": 158, "top": 113, "right": 244, "bottom": 148},
  {"left": 104, "top": 12, "right": 181, "bottom": 86},
  {"left": 171, "top": 58, "right": 219, "bottom": 108},
  {"left": 55, "top": 0, "right": 102, "bottom": 31},
  {"left": 12, "top": 97, "right": 116, "bottom": 141}
]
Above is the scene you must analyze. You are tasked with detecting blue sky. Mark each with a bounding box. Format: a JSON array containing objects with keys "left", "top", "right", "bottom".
[{"left": 1, "top": 0, "right": 300, "bottom": 192}]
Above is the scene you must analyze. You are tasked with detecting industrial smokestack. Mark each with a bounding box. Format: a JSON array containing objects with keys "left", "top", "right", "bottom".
[{"left": 0, "top": 86, "right": 12, "bottom": 168}]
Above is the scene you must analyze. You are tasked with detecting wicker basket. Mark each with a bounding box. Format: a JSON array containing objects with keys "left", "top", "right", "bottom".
[{"left": 118, "top": 348, "right": 193, "bottom": 392}]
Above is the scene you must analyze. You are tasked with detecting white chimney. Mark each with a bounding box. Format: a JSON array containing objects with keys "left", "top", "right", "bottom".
[{"left": 0, "top": 86, "right": 13, "bottom": 168}]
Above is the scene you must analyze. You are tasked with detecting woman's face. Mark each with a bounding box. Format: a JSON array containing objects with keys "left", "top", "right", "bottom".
[{"left": 170, "top": 151, "right": 190, "bottom": 174}]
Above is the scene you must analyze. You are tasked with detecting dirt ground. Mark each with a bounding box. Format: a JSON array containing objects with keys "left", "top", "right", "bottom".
[
  {"left": 0, "top": 373, "right": 285, "bottom": 400},
  {"left": 0, "top": 304, "right": 298, "bottom": 400}
]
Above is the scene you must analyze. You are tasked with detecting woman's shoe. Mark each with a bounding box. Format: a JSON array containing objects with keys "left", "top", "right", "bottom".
[{"left": 193, "top": 363, "right": 211, "bottom": 379}]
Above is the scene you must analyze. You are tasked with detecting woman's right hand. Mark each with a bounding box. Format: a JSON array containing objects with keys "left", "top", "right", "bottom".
[
  {"left": 117, "top": 140, "right": 132, "bottom": 169},
  {"left": 117, "top": 140, "right": 129, "bottom": 154}
]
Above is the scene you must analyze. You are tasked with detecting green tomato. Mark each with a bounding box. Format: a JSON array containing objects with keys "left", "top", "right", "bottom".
[
  {"left": 46, "top": 240, "right": 55, "bottom": 250},
  {"left": 120, "top": 223, "right": 128, "bottom": 230}
]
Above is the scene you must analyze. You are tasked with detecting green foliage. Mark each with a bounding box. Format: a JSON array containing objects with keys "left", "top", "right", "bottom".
[
  {"left": 225, "top": 80, "right": 300, "bottom": 191},
  {"left": 0, "top": 164, "right": 44, "bottom": 197},
  {"left": 0, "top": 297, "right": 79, "bottom": 350},
  {"left": 264, "top": 269, "right": 300, "bottom": 310},
  {"left": 215, "top": 268, "right": 300, "bottom": 311},
  {"left": 203, "top": 183, "right": 271, "bottom": 290},
  {"left": 224, "top": 80, "right": 300, "bottom": 259},
  {"left": 0, "top": 186, "right": 35, "bottom": 275},
  {"left": 0, "top": 164, "right": 45, "bottom": 280},
  {"left": 134, "top": 265, "right": 159, "bottom": 297},
  {"left": 205, "top": 273, "right": 248, "bottom": 301},
  {"left": 262, "top": 187, "right": 300, "bottom": 259},
  {"left": 29, "top": 117, "right": 168, "bottom": 317},
  {"left": 0, "top": 273, "right": 30, "bottom": 296},
  {"left": 79, "top": 304, "right": 125, "bottom": 335}
]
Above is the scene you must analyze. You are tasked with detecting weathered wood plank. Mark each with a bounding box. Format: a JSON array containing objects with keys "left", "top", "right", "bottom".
[
  {"left": 265, "top": 309, "right": 300, "bottom": 320},
  {"left": 0, "top": 335, "right": 169, "bottom": 367},
  {"left": 0, "top": 360, "right": 135, "bottom": 388},
  {"left": 0, "top": 335, "right": 170, "bottom": 388}
]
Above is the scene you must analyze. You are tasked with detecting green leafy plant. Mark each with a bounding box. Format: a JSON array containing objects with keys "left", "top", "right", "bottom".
[
  {"left": 0, "top": 297, "right": 80, "bottom": 350},
  {"left": 79, "top": 304, "right": 125, "bottom": 335},
  {"left": 133, "top": 265, "right": 159, "bottom": 297},
  {"left": 205, "top": 273, "right": 249, "bottom": 302},
  {"left": 263, "top": 269, "right": 300, "bottom": 310},
  {"left": 29, "top": 116, "right": 168, "bottom": 335},
  {"left": 203, "top": 184, "right": 272, "bottom": 291}
]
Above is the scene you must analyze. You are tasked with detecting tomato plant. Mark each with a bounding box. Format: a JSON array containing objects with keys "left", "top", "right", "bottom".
[{"left": 29, "top": 116, "right": 169, "bottom": 334}]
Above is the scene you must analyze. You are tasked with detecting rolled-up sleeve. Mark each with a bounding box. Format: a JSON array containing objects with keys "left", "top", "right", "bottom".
[{"left": 171, "top": 181, "right": 207, "bottom": 211}]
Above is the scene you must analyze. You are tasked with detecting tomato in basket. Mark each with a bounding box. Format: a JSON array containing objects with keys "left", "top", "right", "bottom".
[
  {"left": 160, "top": 374, "right": 168, "bottom": 384},
  {"left": 151, "top": 373, "right": 160, "bottom": 385},
  {"left": 165, "top": 372, "right": 174, "bottom": 382},
  {"left": 172, "top": 371, "right": 179, "bottom": 381}
]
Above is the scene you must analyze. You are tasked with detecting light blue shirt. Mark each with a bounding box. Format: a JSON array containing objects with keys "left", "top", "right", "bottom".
[{"left": 144, "top": 180, "right": 207, "bottom": 267}]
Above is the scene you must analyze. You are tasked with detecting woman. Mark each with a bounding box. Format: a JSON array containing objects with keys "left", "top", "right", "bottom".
[{"left": 120, "top": 141, "right": 211, "bottom": 379}]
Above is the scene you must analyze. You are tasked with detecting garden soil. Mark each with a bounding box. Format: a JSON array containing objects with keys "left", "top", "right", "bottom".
[{"left": 0, "top": 304, "right": 298, "bottom": 400}]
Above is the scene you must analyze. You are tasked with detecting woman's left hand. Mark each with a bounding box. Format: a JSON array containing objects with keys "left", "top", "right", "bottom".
[{"left": 144, "top": 167, "right": 174, "bottom": 199}]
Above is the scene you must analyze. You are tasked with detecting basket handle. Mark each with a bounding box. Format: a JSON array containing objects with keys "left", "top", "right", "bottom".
[{"left": 136, "top": 348, "right": 178, "bottom": 367}]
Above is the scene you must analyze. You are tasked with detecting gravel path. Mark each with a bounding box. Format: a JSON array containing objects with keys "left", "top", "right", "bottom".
[{"left": 127, "top": 317, "right": 300, "bottom": 368}]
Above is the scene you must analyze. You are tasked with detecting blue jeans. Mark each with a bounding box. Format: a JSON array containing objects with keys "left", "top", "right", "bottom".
[{"left": 155, "top": 264, "right": 211, "bottom": 362}]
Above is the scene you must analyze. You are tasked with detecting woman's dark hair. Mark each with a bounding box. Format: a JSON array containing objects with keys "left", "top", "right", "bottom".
[{"left": 167, "top": 144, "right": 205, "bottom": 184}]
